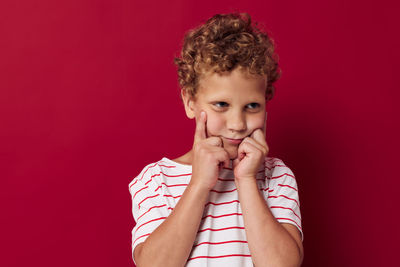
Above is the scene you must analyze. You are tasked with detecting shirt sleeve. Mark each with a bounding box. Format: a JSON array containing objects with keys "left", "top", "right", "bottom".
[
  {"left": 129, "top": 171, "right": 170, "bottom": 264},
  {"left": 264, "top": 158, "right": 303, "bottom": 241}
]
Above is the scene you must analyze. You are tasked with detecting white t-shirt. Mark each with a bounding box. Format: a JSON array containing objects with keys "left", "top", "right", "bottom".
[{"left": 129, "top": 157, "right": 302, "bottom": 266}]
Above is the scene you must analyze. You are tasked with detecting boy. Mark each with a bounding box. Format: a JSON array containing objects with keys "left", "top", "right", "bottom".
[{"left": 129, "top": 12, "right": 303, "bottom": 267}]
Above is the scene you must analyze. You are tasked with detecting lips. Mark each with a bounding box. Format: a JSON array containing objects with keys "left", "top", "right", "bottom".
[{"left": 224, "top": 137, "right": 244, "bottom": 145}]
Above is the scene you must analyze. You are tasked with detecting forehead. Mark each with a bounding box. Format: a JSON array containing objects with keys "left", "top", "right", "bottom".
[{"left": 197, "top": 68, "right": 267, "bottom": 99}]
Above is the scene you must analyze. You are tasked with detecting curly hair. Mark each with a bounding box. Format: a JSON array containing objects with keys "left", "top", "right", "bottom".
[{"left": 174, "top": 12, "right": 281, "bottom": 101}]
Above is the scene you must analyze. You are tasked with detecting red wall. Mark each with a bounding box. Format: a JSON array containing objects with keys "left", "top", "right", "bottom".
[{"left": 1, "top": 0, "right": 399, "bottom": 266}]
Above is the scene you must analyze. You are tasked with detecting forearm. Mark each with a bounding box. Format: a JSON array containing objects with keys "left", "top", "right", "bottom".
[
  {"left": 236, "top": 179, "right": 302, "bottom": 267},
  {"left": 135, "top": 183, "right": 209, "bottom": 267}
]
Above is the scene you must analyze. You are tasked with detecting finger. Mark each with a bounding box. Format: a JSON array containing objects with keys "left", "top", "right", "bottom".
[
  {"left": 237, "top": 140, "right": 266, "bottom": 171},
  {"left": 236, "top": 145, "right": 246, "bottom": 161},
  {"left": 240, "top": 136, "right": 268, "bottom": 156},
  {"left": 232, "top": 157, "right": 240, "bottom": 168},
  {"left": 206, "top": 136, "right": 223, "bottom": 147},
  {"left": 194, "top": 111, "right": 207, "bottom": 143},
  {"left": 217, "top": 149, "right": 230, "bottom": 169},
  {"left": 251, "top": 129, "right": 267, "bottom": 147}
]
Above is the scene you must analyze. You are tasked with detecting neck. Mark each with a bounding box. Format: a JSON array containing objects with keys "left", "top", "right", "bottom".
[{"left": 172, "top": 149, "right": 194, "bottom": 165}]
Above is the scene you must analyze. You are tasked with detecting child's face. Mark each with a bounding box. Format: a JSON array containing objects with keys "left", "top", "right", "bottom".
[{"left": 184, "top": 68, "right": 267, "bottom": 159}]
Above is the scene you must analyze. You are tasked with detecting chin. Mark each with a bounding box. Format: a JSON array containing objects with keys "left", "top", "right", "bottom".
[{"left": 227, "top": 148, "right": 239, "bottom": 160}]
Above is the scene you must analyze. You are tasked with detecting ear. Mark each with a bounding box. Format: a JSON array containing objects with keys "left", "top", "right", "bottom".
[{"left": 181, "top": 89, "right": 196, "bottom": 119}]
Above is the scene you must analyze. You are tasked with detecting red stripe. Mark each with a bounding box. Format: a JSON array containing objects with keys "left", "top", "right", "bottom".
[
  {"left": 138, "top": 194, "right": 160, "bottom": 209},
  {"left": 137, "top": 204, "right": 167, "bottom": 221},
  {"left": 218, "top": 178, "right": 265, "bottom": 181},
  {"left": 188, "top": 254, "right": 251, "bottom": 261},
  {"left": 198, "top": 226, "right": 245, "bottom": 233},
  {"left": 278, "top": 183, "right": 298, "bottom": 191},
  {"left": 139, "top": 163, "right": 158, "bottom": 180},
  {"left": 129, "top": 169, "right": 160, "bottom": 188},
  {"left": 259, "top": 187, "right": 274, "bottom": 193},
  {"left": 133, "top": 233, "right": 150, "bottom": 246},
  {"left": 202, "top": 212, "right": 242, "bottom": 220},
  {"left": 157, "top": 164, "right": 176, "bottom": 168},
  {"left": 133, "top": 186, "right": 148, "bottom": 199},
  {"left": 269, "top": 173, "right": 295, "bottom": 180},
  {"left": 270, "top": 206, "right": 301, "bottom": 220},
  {"left": 130, "top": 163, "right": 160, "bottom": 189},
  {"left": 194, "top": 240, "right": 247, "bottom": 248},
  {"left": 163, "top": 182, "right": 188, "bottom": 187},
  {"left": 129, "top": 178, "right": 139, "bottom": 189},
  {"left": 266, "top": 158, "right": 282, "bottom": 164},
  {"left": 218, "top": 178, "right": 235, "bottom": 181},
  {"left": 164, "top": 194, "right": 182, "bottom": 199},
  {"left": 268, "top": 194, "right": 299, "bottom": 207},
  {"left": 130, "top": 162, "right": 179, "bottom": 189},
  {"left": 144, "top": 173, "right": 161, "bottom": 185},
  {"left": 276, "top": 217, "right": 302, "bottom": 230},
  {"left": 154, "top": 182, "right": 189, "bottom": 192},
  {"left": 211, "top": 188, "right": 237, "bottom": 193},
  {"left": 205, "top": 200, "right": 240, "bottom": 207},
  {"left": 222, "top": 166, "right": 233, "bottom": 170},
  {"left": 222, "top": 166, "right": 264, "bottom": 173},
  {"left": 160, "top": 171, "right": 192, "bottom": 177},
  {"left": 135, "top": 217, "right": 166, "bottom": 233}
]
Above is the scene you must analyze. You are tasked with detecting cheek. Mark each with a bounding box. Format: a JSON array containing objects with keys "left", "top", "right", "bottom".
[
  {"left": 247, "top": 113, "right": 266, "bottom": 133},
  {"left": 204, "top": 113, "right": 225, "bottom": 136}
]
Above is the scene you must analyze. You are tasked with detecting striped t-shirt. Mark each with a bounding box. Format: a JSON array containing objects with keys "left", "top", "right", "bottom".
[{"left": 129, "top": 156, "right": 302, "bottom": 266}]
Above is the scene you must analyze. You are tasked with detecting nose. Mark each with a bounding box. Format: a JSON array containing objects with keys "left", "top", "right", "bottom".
[{"left": 227, "top": 111, "right": 246, "bottom": 132}]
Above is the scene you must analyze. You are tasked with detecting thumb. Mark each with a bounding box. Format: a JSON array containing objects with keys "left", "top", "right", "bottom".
[{"left": 232, "top": 157, "right": 241, "bottom": 169}]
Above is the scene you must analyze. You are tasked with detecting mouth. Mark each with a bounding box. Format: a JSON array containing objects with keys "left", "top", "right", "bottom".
[{"left": 224, "top": 137, "right": 244, "bottom": 145}]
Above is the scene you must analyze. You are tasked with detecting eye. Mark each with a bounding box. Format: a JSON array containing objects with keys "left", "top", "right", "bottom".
[
  {"left": 246, "top": 103, "right": 260, "bottom": 110},
  {"left": 213, "top": 102, "right": 229, "bottom": 108}
]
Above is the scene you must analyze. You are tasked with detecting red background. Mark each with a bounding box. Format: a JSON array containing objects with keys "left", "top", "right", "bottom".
[{"left": 1, "top": 0, "right": 399, "bottom": 266}]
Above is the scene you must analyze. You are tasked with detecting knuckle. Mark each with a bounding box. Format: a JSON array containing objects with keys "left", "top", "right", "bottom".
[
  {"left": 210, "top": 137, "right": 222, "bottom": 145},
  {"left": 254, "top": 149, "right": 263, "bottom": 156},
  {"left": 194, "top": 142, "right": 205, "bottom": 153}
]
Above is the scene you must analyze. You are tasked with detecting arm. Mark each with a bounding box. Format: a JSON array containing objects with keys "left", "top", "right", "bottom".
[
  {"left": 134, "top": 111, "right": 230, "bottom": 267},
  {"left": 233, "top": 129, "right": 303, "bottom": 267},
  {"left": 134, "top": 183, "right": 210, "bottom": 267},
  {"left": 236, "top": 179, "right": 303, "bottom": 267}
]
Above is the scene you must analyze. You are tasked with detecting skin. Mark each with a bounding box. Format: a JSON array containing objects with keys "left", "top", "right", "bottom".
[
  {"left": 178, "top": 67, "right": 267, "bottom": 163},
  {"left": 134, "top": 67, "right": 304, "bottom": 267}
]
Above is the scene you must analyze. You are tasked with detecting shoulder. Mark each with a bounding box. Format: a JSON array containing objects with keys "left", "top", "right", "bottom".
[
  {"left": 265, "top": 156, "right": 296, "bottom": 179},
  {"left": 128, "top": 158, "right": 188, "bottom": 194},
  {"left": 128, "top": 159, "right": 167, "bottom": 194},
  {"left": 264, "top": 156, "right": 298, "bottom": 190}
]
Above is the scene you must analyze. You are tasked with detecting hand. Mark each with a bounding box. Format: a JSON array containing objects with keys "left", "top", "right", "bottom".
[
  {"left": 233, "top": 124, "right": 269, "bottom": 182},
  {"left": 190, "top": 111, "right": 230, "bottom": 191}
]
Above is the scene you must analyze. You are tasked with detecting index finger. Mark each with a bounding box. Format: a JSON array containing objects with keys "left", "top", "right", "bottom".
[
  {"left": 251, "top": 128, "right": 267, "bottom": 145},
  {"left": 263, "top": 111, "right": 267, "bottom": 139},
  {"left": 194, "top": 111, "right": 207, "bottom": 143}
]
